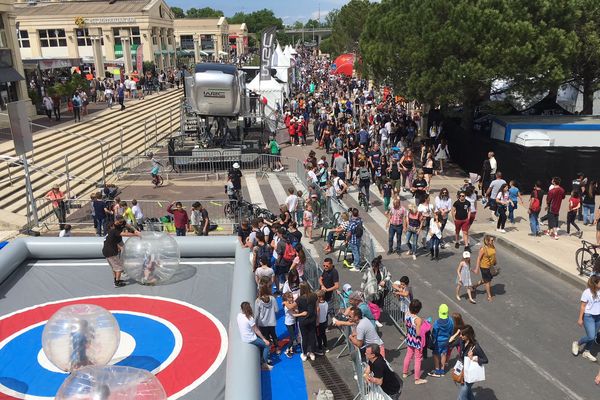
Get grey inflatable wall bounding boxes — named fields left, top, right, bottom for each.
left=0, top=236, right=260, bottom=400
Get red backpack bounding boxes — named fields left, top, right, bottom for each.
left=530, top=190, right=541, bottom=213
left=282, top=242, right=297, bottom=262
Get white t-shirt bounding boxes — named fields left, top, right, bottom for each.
left=581, top=289, right=600, bottom=315
left=237, top=313, right=257, bottom=343
left=418, top=203, right=433, bottom=218
left=308, top=170, right=318, bottom=185
left=489, top=157, right=497, bottom=174
left=318, top=301, right=328, bottom=324
left=286, top=194, right=298, bottom=212
left=59, top=229, right=71, bottom=237
left=284, top=303, right=296, bottom=325
left=434, top=197, right=452, bottom=214
left=131, top=205, right=144, bottom=220
left=466, top=193, right=477, bottom=213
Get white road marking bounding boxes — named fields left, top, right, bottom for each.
left=268, top=173, right=322, bottom=260
left=435, top=289, right=585, bottom=400
left=245, top=175, right=267, bottom=207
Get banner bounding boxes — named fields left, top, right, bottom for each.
left=136, top=45, right=143, bottom=73
left=260, top=26, right=277, bottom=81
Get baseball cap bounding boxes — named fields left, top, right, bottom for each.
left=462, top=251, right=471, bottom=259
left=438, top=304, right=449, bottom=319
left=393, top=280, right=401, bottom=286
left=232, top=162, right=240, bottom=169
left=342, top=283, right=352, bottom=292
left=317, top=159, right=325, bottom=165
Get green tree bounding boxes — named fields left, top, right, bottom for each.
left=304, top=19, right=320, bottom=29
left=186, top=7, right=224, bottom=18
left=360, top=0, right=575, bottom=128
left=291, top=20, right=304, bottom=29
left=170, top=7, right=185, bottom=18
left=228, top=9, right=284, bottom=33
left=570, top=0, right=600, bottom=114
left=324, top=9, right=339, bottom=27
left=323, top=0, right=372, bottom=56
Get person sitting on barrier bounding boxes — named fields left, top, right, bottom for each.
left=364, top=344, right=403, bottom=400
left=323, top=212, right=350, bottom=254
left=236, top=301, right=272, bottom=371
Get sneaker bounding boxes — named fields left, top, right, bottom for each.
left=415, top=379, right=428, bottom=385
left=582, top=350, right=597, bottom=362
left=577, top=231, right=583, bottom=239
left=343, top=260, right=352, bottom=269
left=571, top=341, right=580, bottom=356
left=387, top=250, right=393, bottom=255
left=496, top=229, right=506, bottom=233
left=553, top=235, right=559, bottom=240
left=349, top=266, right=359, bottom=272
left=114, top=280, right=126, bottom=287
left=309, top=353, right=316, bottom=361
left=285, top=349, right=293, bottom=359
left=375, top=320, right=383, bottom=328
left=300, top=353, right=307, bottom=361
left=455, top=242, right=460, bottom=249
left=412, top=255, right=416, bottom=260
left=402, top=373, right=408, bottom=379
left=440, top=242, right=447, bottom=249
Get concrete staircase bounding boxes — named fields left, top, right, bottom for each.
left=0, top=89, right=183, bottom=224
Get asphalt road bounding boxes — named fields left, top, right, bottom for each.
left=326, top=240, right=599, bottom=400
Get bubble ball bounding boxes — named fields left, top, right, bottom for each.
left=122, top=231, right=180, bottom=285
left=55, top=365, right=167, bottom=400
left=42, top=304, right=120, bottom=373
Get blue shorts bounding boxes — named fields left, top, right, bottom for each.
left=434, top=341, right=449, bottom=355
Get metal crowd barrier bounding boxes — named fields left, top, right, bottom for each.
left=34, top=198, right=239, bottom=233
left=382, top=285, right=408, bottom=351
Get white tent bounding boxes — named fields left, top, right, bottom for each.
left=247, top=74, right=285, bottom=111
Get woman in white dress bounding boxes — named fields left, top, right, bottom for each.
left=434, top=139, right=450, bottom=175
left=456, top=251, right=476, bottom=303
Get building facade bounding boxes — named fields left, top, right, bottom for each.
left=14, top=0, right=177, bottom=76
left=0, top=0, right=27, bottom=111
left=228, top=23, right=248, bottom=57
left=173, top=17, right=231, bottom=63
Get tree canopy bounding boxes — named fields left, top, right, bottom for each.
left=185, top=7, right=224, bottom=18
left=322, top=0, right=372, bottom=56
left=170, top=6, right=185, bottom=19
left=228, top=9, right=284, bottom=33
left=360, top=0, right=576, bottom=122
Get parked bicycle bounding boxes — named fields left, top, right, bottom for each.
left=575, top=240, right=599, bottom=276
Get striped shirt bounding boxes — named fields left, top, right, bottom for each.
left=389, top=206, right=406, bottom=225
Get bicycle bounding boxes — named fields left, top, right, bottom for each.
left=358, top=186, right=370, bottom=212
left=575, top=240, right=599, bottom=276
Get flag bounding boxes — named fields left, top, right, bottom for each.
left=260, top=26, right=277, bottom=81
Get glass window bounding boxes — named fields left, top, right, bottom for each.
left=76, top=28, right=91, bottom=46
left=18, top=30, right=30, bottom=48
left=0, top=49, right=13, bottom=67
left=180, top=35, right=194, bottom=50
left=39, top=29, right=66, bottom=47
left=114, top=27, right=140, bottom=45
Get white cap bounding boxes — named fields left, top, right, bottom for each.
left=317, top=160, right=325, bottom=165
left=463, top=251, right=471, bottom=258
left=342, top=283, right=352, bottom=292
left=232, top=162, right=240, bottom=169
left=393, top=280, right=401, bottom=285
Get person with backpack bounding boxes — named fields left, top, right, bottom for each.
left=275, top=228, right=296, bottom=293
left=428, top=304, right=455, bottom=377
left=355, top=160, right=372, bottom=204
left=528, top=181, right=543, bottom=236
left=346, top=208, right=364, bottom=271
left=252, top=232, right=272, bottom=271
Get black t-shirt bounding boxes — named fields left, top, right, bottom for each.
left=201, top=209, right=209, bottom=221
left=102, top=226, right=124, bottom=257
left=237, top=225, right=251, bottom=243
left=288, top=230, right=302, bottom=246
left=296, top=293, right=317, bottom=325
left=369, top=357, right=402, bottom=395
left=320, top=268, right=339, bottom=301
left=412, top=178, right=428, bottom=202
left=229, top=169, right=242, bottom=190
left=453, top=200, right=471, bottom=220
left=369, top=151, right=382, bottom=167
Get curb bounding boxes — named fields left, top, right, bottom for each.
left=492, top=235, right=587, bottom=289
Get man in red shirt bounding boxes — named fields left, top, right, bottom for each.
left=545, top=177, right=565, bottom=240
left=167, top=201, right=189, bottom=236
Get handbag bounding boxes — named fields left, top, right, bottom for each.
left=452, top=359, right=464, bottom=384
left=464, top=355, right=486, bottom=383
left=490, top=265, right=500, bottom=277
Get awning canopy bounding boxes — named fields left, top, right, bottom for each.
left=0, top=67, right=25, bottom=83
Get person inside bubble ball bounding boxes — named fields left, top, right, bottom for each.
left=69, top=319, right=94, bottom=371
left=142, top=252, right=159, bottom=285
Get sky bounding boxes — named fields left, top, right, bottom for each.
left=167, top=0, right=351, bottom=23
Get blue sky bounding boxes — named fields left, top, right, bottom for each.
left=167, top=0, right=350, bottom=23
